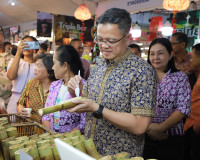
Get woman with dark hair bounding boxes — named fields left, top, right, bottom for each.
left=7, top=35, right=38, bottom=113
left=42, top=45, right=86, bottom=133
left=143, top=38, right=191, bottom=160
left=17, top=54, right=56, bottom=123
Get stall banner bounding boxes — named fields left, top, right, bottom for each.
left=3, top=28, right=10, bottom=42
left=0, top=26, right=3, bottom=45
left=54, top=14, right=94, bottom=45
left=171, top=10, right=199, bottom=50
left=37, top=11, right=52, bottom=37
left=10, top=25, right=19, bottom=43
left=148, top=16, right=163, bottom=41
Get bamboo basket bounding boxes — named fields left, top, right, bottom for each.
left=10, top=123, right=55, bottom=137
left=0, top=114, right=33, bottom=125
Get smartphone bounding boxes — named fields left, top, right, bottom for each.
left=24, top=41, right=39, bottom=50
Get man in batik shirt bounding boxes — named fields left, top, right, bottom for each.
left=67, top=8, right=157, bottom=157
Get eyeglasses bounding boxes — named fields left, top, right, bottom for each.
left=95, top=35, right=127, bottom=46
left=171, top=41, right=183, bottom=45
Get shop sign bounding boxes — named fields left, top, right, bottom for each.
left=127, top=0, right=150, bottom=6
left=54, top=15, right=94, bottom=45
left=37, top=11, right=52, bottom=37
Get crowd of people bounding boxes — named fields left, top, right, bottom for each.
left=0, top=7, right=200, bottom=160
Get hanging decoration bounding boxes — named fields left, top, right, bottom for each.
left=163, top=0, right=190, bottom=33
left=74, top=4, right=91, bottom=42
left=163, top=0, right=190, bottom=11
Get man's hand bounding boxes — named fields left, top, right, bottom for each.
left=66, top=98, right=98, bottom=113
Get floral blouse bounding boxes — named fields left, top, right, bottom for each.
left=152, top=70, right=191, bottom=136
left=42, top=79, right=86, bottom=133
left=18, top=79, right=49, bottom=123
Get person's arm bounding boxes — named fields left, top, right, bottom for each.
left=42, top=120, right=51, bottom=128
left=7, top=41, right=26, bottom=80
left=147, top=111, right=185, bottom=140
left=16, top=104, right=29, bottom=117
left=159, top=111, right=185, bottom=131
left=68, top=99, right=151, bottom=136
left=102, top=107, right=151, bottom=135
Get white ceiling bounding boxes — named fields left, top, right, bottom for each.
left=0, top=0, right=106, bottom=27
left=1, top=0, right=200, bottom=27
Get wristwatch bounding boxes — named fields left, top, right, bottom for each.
left=93, top=105, right=104, bottom=119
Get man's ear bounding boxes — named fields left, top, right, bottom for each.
left=180, top=42, right=186, bottom=49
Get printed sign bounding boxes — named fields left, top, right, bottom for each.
left=54, top=14, right=94, bottom=45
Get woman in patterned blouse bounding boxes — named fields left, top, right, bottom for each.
left=143, top=38, right=191, bottom=160
left=17, top=54, right=56, bottom=123
left=42, top=45, right=86, bottom=133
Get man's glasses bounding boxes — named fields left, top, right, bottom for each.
left=171, top=41, right=183, bottom=45
left=95, top=35, right=127, bottom=46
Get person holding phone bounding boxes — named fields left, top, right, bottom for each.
left=7, top=35, right=38, bottom=113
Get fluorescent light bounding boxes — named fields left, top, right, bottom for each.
left=162, top=21, right=173, bottom=36
left=11, top=0, right=15, bottom=6
left=130, top=24, right=142, bottom=38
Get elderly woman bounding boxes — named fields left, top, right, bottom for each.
left=143, top=38, right=191, bottom=160
left=42, top=45, right=86, bottom=133
left=17, top=54, right=56, bottom=123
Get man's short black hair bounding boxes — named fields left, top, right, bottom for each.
left=172, top=32, right=188, bottom=48
left=128, top=44, right=141, bottom=53
left=40, top=43, right=48, bottom=51
left=192, top=43, right=200, bottom=57
left=70, top=38, right=81, bottom=46
left=3, top=42, right=12, bottom=51
left=97, top=8, right=131, bottom=35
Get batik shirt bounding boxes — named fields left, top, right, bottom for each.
left=174, top=53, right=193, bottom=75
left=83, top=48, right=157, bottom=157
left=42, top=79, right=86, bottom=133
left=152, top=70, right=191, bottom=136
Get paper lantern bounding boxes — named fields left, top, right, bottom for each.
left=163, top=0, right=190, bottom=11
left=74, top=4, right=91, bottom=21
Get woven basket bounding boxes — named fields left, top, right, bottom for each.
left=0, top=114, right=33, bottom=124
left=11, top=123, right=56, bottom=136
